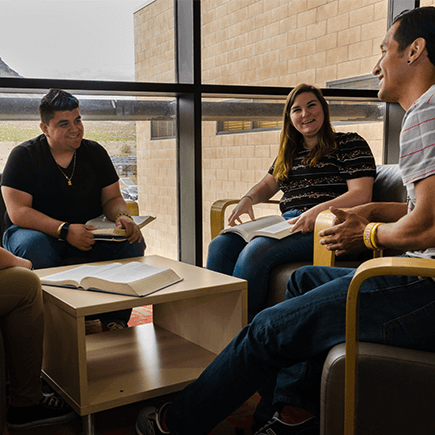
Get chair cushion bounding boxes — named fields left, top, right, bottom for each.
left=372, top=164, right=406, bottom=203
left=320, top=342, right=435, bottom=435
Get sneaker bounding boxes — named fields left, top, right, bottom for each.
left=7, top=392, right=76, bottom=431
left=102, top=319, right=129, bottom=331
left=253, top=412, right=318, bottom=435
left=136, top=403, right=171, bottom=435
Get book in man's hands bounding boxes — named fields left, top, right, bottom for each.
left=86, top=215, right=156, bottom=241
left=220, top=215, right=299, bottom=242
left=40, top=261, right=183, bottom=297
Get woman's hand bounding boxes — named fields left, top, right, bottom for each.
left=228, top=197, right=256, bottom=226
left=288, top=208, right=320, bottom=234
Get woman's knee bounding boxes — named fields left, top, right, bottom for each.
left=207, top=233, right=245, bottom=270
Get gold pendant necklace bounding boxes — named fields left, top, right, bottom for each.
left=56, top=151, right=76, bottom=186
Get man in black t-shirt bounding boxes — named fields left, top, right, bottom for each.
left=1, top=89, right=145, bottom=330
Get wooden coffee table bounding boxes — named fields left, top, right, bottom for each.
left=36, top=255, right=247, bottom=435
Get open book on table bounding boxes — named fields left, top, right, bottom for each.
left=220, top=215, right=299, bottom=242
left=86, top=215, right=156, bottom=241
left=40, top=261, right=183, bottom=297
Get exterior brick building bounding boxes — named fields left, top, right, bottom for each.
left=134, top=0, right=435, bottom=262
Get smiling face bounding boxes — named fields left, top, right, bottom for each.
left=373, top=21, right=409, bottom=105
left=40, top=108, right=84, bottom=153
left=289, top=91, right=325, bottom=148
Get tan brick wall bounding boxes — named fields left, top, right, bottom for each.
left=134, top=0, right=175, bottom=83
left=135, top=0, right=390, bottom=263
left=201, top=0, right=387, bottom=87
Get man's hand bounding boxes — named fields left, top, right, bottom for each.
left=116, top=216, right=143, bottom=244
left=66, top=224, right=97, bottom=251
left=319, top=207, right=369, bottom=256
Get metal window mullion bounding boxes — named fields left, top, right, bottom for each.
left=174, top=0, right=202, bottom=266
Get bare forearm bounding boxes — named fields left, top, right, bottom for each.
left=245, top=180, right=278, bottom=205
left=102, top=196, right=130, bottom=221
left=0, top=247, right=32, bottom=269
left=309, top=189, right=372, bottom=217
left=9, top=207, right=63, bottom=238
left=364, top=202, right=408, bottom=222
left=377, top=213, right=435, bottom=251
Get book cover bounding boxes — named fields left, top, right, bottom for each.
left=86, top=215, right=156, bottom=241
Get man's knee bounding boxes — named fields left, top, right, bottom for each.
left=4, top=229, right=60, bottom=268
left=286, top=266, right=313, bottom=299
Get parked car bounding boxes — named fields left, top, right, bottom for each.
left=120, top=177, right=138, bottom=202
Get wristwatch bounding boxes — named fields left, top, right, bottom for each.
left=58, top=222, right=70, bottom=241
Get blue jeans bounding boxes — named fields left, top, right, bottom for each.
left=207, top=210, right=312, bottom=315
left=165, top=264, right=435, bottom=435
left=3, top=225, right=146, bottom=323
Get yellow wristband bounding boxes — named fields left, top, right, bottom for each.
left=363, top=223, right=376, bottom=250
left=364, top=222, right=384, bottom=251
left=370, top=222, right=384, bottom=250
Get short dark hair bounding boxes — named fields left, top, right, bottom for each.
left=392, top=6, right=435, bottom=67
left=38, top=89, right=79, bottom=125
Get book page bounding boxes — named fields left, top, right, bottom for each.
left=222, top=215, right=285, bottom=239
left=41, top=263, right=117, bottom=286
left=254, top=220, right=296, bottom=237
left=83, top=262, right=170, bottom=284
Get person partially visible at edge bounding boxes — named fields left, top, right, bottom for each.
left=134, top=6, right=435, bottom=435
left=0, top=247, right=77, bottom=431
left=206, top=83, right=376, bottom=318
left=1, top=89, right=145, bottom=330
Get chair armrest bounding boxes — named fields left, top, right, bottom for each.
left=210, top=200, right=240, bottom=239
left=313, top=210, right=336, bottom=267
left=344, top=256, right=435, bottom=435
left=313, top=210, right=383, bottom=267
left=210, top=198, right=280, bottom=240
left=126, top=200, right=139, bottom=216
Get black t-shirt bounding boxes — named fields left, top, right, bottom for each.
left=268, top=132, right=376, bottom=214
left=2, top=134, right=119, bottom=228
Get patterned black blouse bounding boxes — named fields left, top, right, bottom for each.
left=268, top=132, right=376, bottom=214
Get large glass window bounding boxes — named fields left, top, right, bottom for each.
left=0, top=0, right=413, bottom=266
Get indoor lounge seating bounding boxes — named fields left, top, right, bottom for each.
left=211, top=163, right=435, bottom=434
left=210, top=164, right=407, bottom=306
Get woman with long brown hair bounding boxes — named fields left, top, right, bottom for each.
left=207, top=84, right=376, bottom=318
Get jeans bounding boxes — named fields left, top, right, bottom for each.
left=165, top=264, right=435, bottom=435
left=207, top=210, right=312, bottom=316
left=3, top=225, right=146, bottom=323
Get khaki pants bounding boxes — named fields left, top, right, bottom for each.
left=0, top=267, right=43, bottom=406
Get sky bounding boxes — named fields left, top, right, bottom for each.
left=0, top=0, right=150, bottom=81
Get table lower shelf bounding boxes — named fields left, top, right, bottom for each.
left=43, top=323, right=218, bottom=416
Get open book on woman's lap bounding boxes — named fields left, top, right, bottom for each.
left=220, top=215, right=299, bottom=242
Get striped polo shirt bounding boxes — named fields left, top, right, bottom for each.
left=400, top=84, right=435, bottom=259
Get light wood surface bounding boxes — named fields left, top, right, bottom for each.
left=36, top=255, right=247, bottom=424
